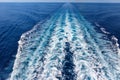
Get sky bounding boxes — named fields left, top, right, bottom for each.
left=0, top=0, right=120, bottom=2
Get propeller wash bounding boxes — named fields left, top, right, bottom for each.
left=10, top=4, right=120, bottom=80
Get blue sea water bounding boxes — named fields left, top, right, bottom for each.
left=0, top=3, right=62, bottom=79
left=0, top=3, right=120, bottom=80
left=75, top=3, right=120, bottom=42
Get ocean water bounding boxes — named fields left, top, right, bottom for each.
left=0, top=3, right=62, bottom=79
left=76, top=3, right=120, bottom=44
left=0, top=3, right=120, bottom=80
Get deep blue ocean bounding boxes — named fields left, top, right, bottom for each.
left=0, top=3, right=120, bottom=80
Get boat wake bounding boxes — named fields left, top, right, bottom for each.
left=10, top=4, right=120, bottom=80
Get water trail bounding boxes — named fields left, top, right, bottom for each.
left=10, top=3, right=120, bottom=80
left=70, top=5, right=120, bottom=80
left=62, top=42, right=76, bottom=80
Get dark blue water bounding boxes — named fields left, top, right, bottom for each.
left=0, top=3, right=120, bottom=80
left=0, top=3, right=62, bottom=79
left=75, top=3, right=120, bottom=42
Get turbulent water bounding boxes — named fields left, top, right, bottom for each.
left=9, top=4, right=120, bottom=80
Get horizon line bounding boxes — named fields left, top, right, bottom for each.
left=0, top=1, right=120, bottom=3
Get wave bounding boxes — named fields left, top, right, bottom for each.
left=95, top=22, right=120, bottom=55
left=9, top=3, right=120, bottom=80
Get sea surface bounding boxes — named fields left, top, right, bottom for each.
left=0, top=3, right=120, bottom=80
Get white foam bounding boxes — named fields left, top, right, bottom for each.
left=100, top=27, right=110, bottom=34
